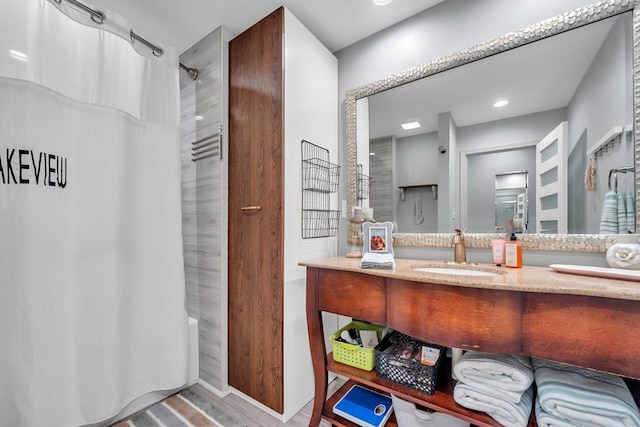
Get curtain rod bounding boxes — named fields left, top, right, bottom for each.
left=53, top=0, right=199, bottom=81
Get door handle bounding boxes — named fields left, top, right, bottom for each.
left=240, top=206, right=262, bottom=211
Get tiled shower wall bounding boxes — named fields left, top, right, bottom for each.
left=179, top=26, right=230, bottom=392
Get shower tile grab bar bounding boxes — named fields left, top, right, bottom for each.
left=51, top=0, right=198, bottom=80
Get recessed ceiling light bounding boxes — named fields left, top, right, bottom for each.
left=372, top=0, right=393, bottom=6
left=401, top=121, right=421, bottom=130
left=493, top=100, right=509, bottom=108
left=9, top=50, right=27, bottom=62
left=195, top=115, right=204, bottom=121
left=369, top=152, right=376, bottom=156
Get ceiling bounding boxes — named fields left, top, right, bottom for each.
left=85, top=0, right=621, bottom=142
left=93, top=0, right=445, bottom=54
left=368, top=16, right=618, bottom=139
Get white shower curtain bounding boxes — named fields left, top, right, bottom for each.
left=0, top=1, right=188, bottom=426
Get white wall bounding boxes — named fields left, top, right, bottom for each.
left=283, top=8, right=339, bottom=422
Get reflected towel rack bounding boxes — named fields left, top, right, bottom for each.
left=586, top=124, right=633, bottom=158
left=608, top=165, right=634, bottom=192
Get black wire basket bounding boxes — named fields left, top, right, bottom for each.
left=374, top=331, right=445, bottom=395
left=302, top=209, right=341, bottom=238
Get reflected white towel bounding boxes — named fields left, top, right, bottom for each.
left=618, top=192, right=628, bottom=234
left=626, top=192, right=636, bottom=233
left=454, top=382, right=533, bottom=427
left=533, top=358, right=640, bottom=427
left=360, top=252, right=395, bottom=269
left=453, top=351, right=534, bottom=403
left=600, top=191, right=619, bottom=234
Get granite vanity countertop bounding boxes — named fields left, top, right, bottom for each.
left=299, top=257, right=640, bottom=302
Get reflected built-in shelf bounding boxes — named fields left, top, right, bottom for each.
left=398, top=184, right=438, bottom=201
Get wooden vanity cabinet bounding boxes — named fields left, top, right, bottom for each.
left=305, top=265, right=640, bottom=427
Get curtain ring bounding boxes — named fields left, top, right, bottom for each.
left=91, top=10, right=105, bottom=24
left=130, top=30, right=164, bottom=57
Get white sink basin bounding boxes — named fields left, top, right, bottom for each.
left=412, top=267, right=499, bottom=277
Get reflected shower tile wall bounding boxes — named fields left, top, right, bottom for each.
left=179, top=26, right=228, bottom=391
left=370, top=138, right=394, bottom=222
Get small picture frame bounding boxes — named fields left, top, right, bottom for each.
left=362, top=221, right=394, bottom=255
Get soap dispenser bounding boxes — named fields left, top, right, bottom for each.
left=453, top=229, right=466, bottom=263
left=505, top=233, right=522, bottom=268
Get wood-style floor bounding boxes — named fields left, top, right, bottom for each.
left=196, top=377, right=346, bottom=427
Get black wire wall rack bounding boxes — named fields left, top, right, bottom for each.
left=301, top=140, right=341, bottom=238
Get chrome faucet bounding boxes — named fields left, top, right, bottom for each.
left=453, top=229, right=466, bottom=263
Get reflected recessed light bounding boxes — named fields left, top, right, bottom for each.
left=372, top=0, right=393, bottom=5
left=401, top=121, right=421, bottom=130
left=493, top=100, right=509, bottom=108
left=195, top=115, right=204, bottom=121
left=9, top=50, right=27, bottom=62
left=369, top=152, right=376, bottom=156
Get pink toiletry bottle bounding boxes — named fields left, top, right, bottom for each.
left=491, top=239, right=506, bottom=266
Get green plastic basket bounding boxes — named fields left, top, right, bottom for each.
left=330, top=321, right=386, bottom=371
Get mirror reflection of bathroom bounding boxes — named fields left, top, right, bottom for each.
left=495, top=171, right=529, bottom=233
left=361, top=12, right=635, bottom=236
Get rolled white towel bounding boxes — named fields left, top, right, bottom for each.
left=453, top=351, right=534, bottom=403
left=534, top=358, right=640, bottom=427
left=606, top=243, right=640, bottom=270
left=453, top=382, right=533, bottom=427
